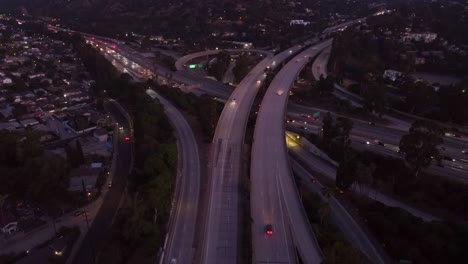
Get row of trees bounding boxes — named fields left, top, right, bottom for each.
left=67, top=36, right=178, bottom=261
left=312, top=113, right=468, bottom=219
left=353, top=198, right=468, bottom=264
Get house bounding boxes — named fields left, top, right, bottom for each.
left=290, top=20, right=311, bottom=26
left=415, top=57, right=426, bottom=65
left=0, top=121, right=22, bottom=130
left=0, top=213, right=18, bottom=235
left=1, top=78, right=12, bottom=85
left=20, top=118, right=39, bottom=127
left=401, top=32, right=437, bottom=43
left=93, top=129, right=108, bottom=142
left=383, top=70, right=402, bottom=81
left=68, top=167, right=101, bottom=192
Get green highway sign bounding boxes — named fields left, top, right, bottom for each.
left=189, top=64, right=197, bottom=69
left=312, top=111, right=320, bottom=118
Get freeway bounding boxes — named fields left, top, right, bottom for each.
left=311, top=45, right=332, bottom=80
left=309, top=46, right=468, bottom=179
left=71, top=101, right=132, bottom=264
left=146, top=89, right=201, bottom=264
left=201, top=40, right=311, bottom=264
left=251, top=40, right=332, bottom=264
left=82, top=35, right=234, bottom=98
left=78, top=33, right=204, bottom=263
left=286, top=115, right=468, bottom=181
left=322, top=18, right=367, bottom=35
left=289, top=158, right=387, bottom=264
left=285, top=134, right=441, bottom=222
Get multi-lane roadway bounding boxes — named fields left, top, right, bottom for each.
left=201, top=41, right=312, bottom=264
left=146, top=89, right=201, bottom=264
left=251, top=40, right=332, bottom=264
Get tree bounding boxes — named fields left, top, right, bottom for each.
left=318, top=202, right=330, bottom=228
left=336, top=151, right=375, bottom=191
left=322, top=112, right=335, bottom=144
left=0, top=194, right=8, bottom=224
left=336, top=153, right=357, bottom=190
left=207, top=51, right=231, bottom=81
left=399, top=120, right=444, bottom=178
left=317, top=75, right=334, bottom=94
left=334, top=117, right=353, bottom=148
left=321, top=187, right=335, bottom=199
left=361, top=77, right=387, bottom=117
left=75, top=140, right=85, bottom=166
left=233, top=52, right=250, bottom=84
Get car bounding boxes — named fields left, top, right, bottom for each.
left=368, top=121, right=376, bottom=125
left=462, top=148, right=468, bottom=154
left=277, top=90, right=284, bottom=96
left=302, top=126, right=308, bottom=130
left=265, top=224, right=273, bottom=235
left=108, top=181, right=113, bottom=188
left=74, top=210, right=85, bottom=217
left=300, top=114, right=312, bottom=119
left=286, top=119, right=295, bottom=123
left=441, top=155, right=455, bottom=162
left=311, top=178, right=317, bottom=183
left=374, top=139, right=385, bottom=146
left=125, top=136, right=131, bottom=142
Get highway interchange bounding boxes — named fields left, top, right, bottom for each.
left=50, top=18, right=468, bottom=264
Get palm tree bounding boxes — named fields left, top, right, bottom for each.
left=0, top=194, right=9, bottom=223
left=318, top=202, right=330, bottom=228
left=321, top=186, right=335, bottom=200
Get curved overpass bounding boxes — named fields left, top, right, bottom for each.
left=175, top=49, right=273, bottom=71
left=251, top=39, right=332, bottom=264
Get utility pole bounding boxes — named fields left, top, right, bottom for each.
left=83, top=211, right=90, bottom=229
left=52, top=218, right=57, bottom=236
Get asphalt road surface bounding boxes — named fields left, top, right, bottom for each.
left=146, top=89, right=201, bottom=264
left=71, top=101, right=132, bottom=264
left=251, top=40, right=332, bottom=264
left=289, top=158, right=387, bottom=264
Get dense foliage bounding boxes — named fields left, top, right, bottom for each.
left=300, top=190, right=371, bottom=264
left=0, top=129, right=69, bottom=207
left=353, top=198, right=468, bottom=264
left=307, top=132, right=468, bottom=220
left=69, top=37, right=177, bottom=261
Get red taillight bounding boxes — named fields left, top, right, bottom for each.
left=125, top=137, right=130, bottom=142
left=267, top=230, right=273, bottom=235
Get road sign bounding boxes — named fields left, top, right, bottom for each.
left=312, top=111, right=320, bottom=118
left=188, top=64, right=197, bottom=69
